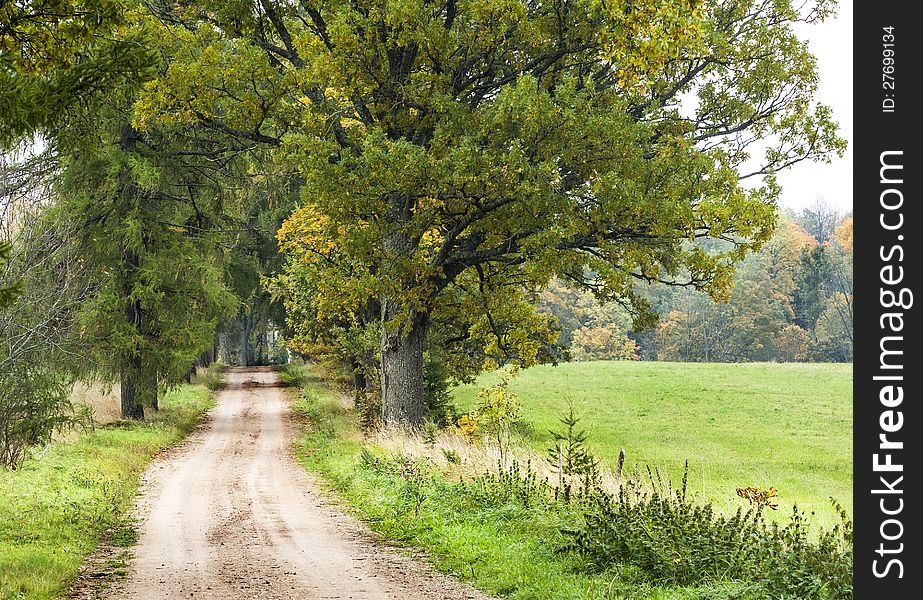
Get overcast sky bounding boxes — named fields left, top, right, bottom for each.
left=774, top=3, right=853, bottom=213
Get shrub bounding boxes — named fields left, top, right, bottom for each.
left=422, top=420, right=438, bottom=446
left=566, top=465, right=853, bottom=599
left=472, top=373, right=521, bottom=464
left=468, top=460, right=556, bottom=509
left=199, top=363, right=227, bottom=391
left=546, top=399, right=598, bottom=481
left=456, top=413, right=478, bottom=443
left=423, top=356, right=459, bottom=425
left=0, top=367, right=83, bottom=469
left=278, top=362, right=309, bottom=387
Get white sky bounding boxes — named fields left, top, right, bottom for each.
left=775, top=2, right=853, bottom=213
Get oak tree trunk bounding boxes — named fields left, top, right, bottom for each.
left=380, top=304, right=427, bottom=429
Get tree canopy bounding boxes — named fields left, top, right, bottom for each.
left=3, top=0, right=846, bottom=430
left=128, top=0, right=843, bottom=427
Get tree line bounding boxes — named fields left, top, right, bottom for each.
left=3, top=0, right=845, bottom=444
left=539, top=203, right=853, bottom=363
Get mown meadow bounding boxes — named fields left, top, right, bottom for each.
left=454, top=361, right=852, bottom=525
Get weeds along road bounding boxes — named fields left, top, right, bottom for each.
left=109, top=367, right=487, bottom=600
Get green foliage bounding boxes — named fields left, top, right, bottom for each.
left=398, top=456, right=430, bottom=518
left=567, top=468, right=852, bottom=599
left=1, top=206, right=96, bottom=469
left=199, top=363, right=228, bottom=391
left=278, top=362, right=309, bottom=387
left=0, top=367, right=82, bottom=469
left=468, top=460, right=558, bottom=510
left=472, top=372, right=522, bottom=463
left=0, top=384, right=212, bottom=599
left=135, top=0, right=843, bottom=427
left=1, top=2, right=163, bottom=150
left=54, top=99, right=238, bottom=414
left=422, top=420, right=439, bottom=447
left=794, top=245, right=833, bottom=336
left=423, top=356, right=459, bottom=426
left=546, top=399, right=598, bottom=480
left=0, top=242, right=18, bottom=310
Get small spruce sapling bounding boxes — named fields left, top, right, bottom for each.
left=547, top=398, right=599, bottom=483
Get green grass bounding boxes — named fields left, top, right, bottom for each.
left=0, top=385, right=214, bottom=600
left=278, top=361, right=310, bottom=388
left=292, top=372, right=764, bottom=600
left=453, top=362, right=852, bottom=525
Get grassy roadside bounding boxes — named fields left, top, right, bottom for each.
left=0, top=384, right=214, bottom=600
left=291, top=371, right=771, bottom=600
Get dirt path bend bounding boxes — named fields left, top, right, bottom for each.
left=109, top=367, right=489, bottom=600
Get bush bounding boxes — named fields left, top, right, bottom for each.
left=278, top=362, right=309, bottom=387
left=423, top=356, right=459, bottom=426
left=566, top=466, right=852, bottom=599
left=546, top=399, right=598, bottom=481
left=467, top=460, right=557, bottom=509
left=469, top=372, right=521, bottom=463
left=0, top=367, right=82, bottom=469
left=199, top=363, right=227, bottom=391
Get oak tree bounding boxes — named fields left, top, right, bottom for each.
left=137, top=0, right=844, bottom=427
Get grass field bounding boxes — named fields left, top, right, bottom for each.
left=453, top=361, right=852, bottom=525
left=0, top=384, right=213, bottom=600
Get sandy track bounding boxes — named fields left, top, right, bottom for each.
left=107, top=367, right=489, bottom=600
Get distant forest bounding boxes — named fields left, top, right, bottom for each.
left=538, top=200, right=853, bottom=363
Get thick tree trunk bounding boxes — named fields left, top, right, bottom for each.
left=120, top=354, right=145, bottom=420
left=144, top=367, right=158, bottom=411
left=380, top=304, right=428, bottom=429
left=117, top=126, right=147, bottom=420
left=379, top=196, right=428, bottom=429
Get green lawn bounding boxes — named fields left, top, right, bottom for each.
left=0, top=385, right=213, bottom=600
left=453, top=362, right=852, bottom=525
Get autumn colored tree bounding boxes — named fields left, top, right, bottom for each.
left=649, top=212, right=818, bottom=362
left=571, top=322, right=638, bottom=361
left=834, top=217, right=853, bottom=256
left=0, top=0, right=149, bottom=144
left=136, top=0, right=844, bottom=427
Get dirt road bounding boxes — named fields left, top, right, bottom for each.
left=107, top=367, right=488, bottom=600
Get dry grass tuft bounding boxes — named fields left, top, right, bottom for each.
left=371, top=427, right=627, bottom=494
left=69, top=380, right=121, bottom=425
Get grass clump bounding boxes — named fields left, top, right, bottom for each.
left=199, top=362, right=228, bottom=391
left=0, top=384, right=213, bottom=599
left=278, top=362, right=310, bottom=387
